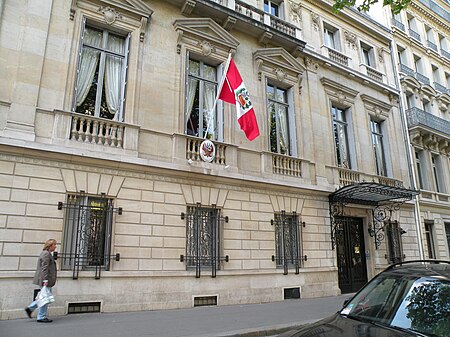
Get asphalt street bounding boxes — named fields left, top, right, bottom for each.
left=0, top=294, right=353, bottom=337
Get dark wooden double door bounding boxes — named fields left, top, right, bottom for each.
left=335, top=217, right=368, bottom=293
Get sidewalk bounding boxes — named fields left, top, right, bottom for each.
left=0, top=294, right=352, bottom=337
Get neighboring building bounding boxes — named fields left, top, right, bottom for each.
left=0, top=0, right=420, bottom=319
left=389, top=0, right=450, bottom=260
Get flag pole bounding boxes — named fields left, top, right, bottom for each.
left=204, top=53, right=233, bottom=139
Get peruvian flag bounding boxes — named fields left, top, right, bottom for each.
left=218, top=57, right=260, bottom=141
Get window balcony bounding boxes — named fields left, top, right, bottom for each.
left=427, top=40, right=438, bottom=53
left=406, top=107, right=450, bottom=136
left=433, top=82, right=447, bottom=94
left=272, top=153, right=302, bottom=177
left=441, top=49, right=450, bottom=60
left=325, top=47, right=349, bottom=66
left=415, top=72, right=430, bottom=86
left=364, top=65, right=384, bottom=83
left=169, top=0, right=305, bottom=56
left=399, top=64, right=415, bottom=77
left=408, top=29, right=421, bottom=42
left=392, top=18, right=405, bottom=32
left=331, top=167, right=404, bottom=188
left=185, top=136, right=227, bottom=165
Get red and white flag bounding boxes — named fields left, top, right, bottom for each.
left=218, top=58, right=260, bottom=141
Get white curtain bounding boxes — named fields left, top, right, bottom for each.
left=203, top=82, right=216, bottom=139
left=186, top=78, right=198, bottom=135
left=76, top=28, right=102, bottom=108
left=277, top=105, right=289, bottom=155
left=105, top=34, right=125, bottom=121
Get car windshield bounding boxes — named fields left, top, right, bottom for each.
left=340, top=273, right=450, bottom=336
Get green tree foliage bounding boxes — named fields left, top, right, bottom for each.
left=332, top=0, right=411, bottom=14
left=406, top=281, right=450, bottom=337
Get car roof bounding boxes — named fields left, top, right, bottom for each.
left=382, top=260, right=450, bottom=280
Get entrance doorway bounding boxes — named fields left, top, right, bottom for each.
left=335, top=217, right=367, bottom=293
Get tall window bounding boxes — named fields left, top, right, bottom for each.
left=361, top=42, right=374, bottom=67
left=186, top=58, right=220, bottom=140
left=324, top=24, right=339, bottom=50
left=268, top=84, right=290, bottom=155
left=370, top=119, right=387, bottom=176
left=185, top=204, right=222, bottom=276
left=74, top=24, right=129, bottom=121
left=423, top=100, right=432, bottom=113
left=431, top=154, right=443, bottom=193
left=264, top=0, right=281, bottom=17
left=385, top=221, right=404, bottom=264
left=415, top=150, right=424, bottom=189
left=397, top=45, right=407, bottom=65
left=424, top=221, right=436, bottom=259
left=273, top=211, right=303, bottom=274
left=414, top=54, right=424, bottom=75
left=62, top=194, right=114, bottom=272
left=332, top=106, right=351, bottom=169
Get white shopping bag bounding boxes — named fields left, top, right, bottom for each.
left=36, top=286, right=55, bottom=307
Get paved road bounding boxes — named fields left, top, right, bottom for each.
left=0, top=294, right=353, bottom=337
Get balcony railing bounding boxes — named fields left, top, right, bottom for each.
left=415, top=72, right=430, bottom=85
left=399, top=64, right=415, bottom=77
left=406, top=107, right=450, bottom=136
left=409, top=29, right=421, bottom=42
left=272, top=154, right=302, bottom=177
left=337, top=167, right=404, bottom=188
left=70, top=115, right=124, bottom=147
left=392, top=18, right=405, bottom=32
left=418, top=0, right=450, bottom=23
left=433, top=82, right=447, bottom=93
left=366, top=66, right=383, bottom=83
left=234, top=0, right=298, bottom=39
left=185, top=136, right=227, bottom=165
left=427, top=40, right=438, bottom=52
left=441, top=49, right=450, bottom=60
left=327, top=48, right=349, bottom=66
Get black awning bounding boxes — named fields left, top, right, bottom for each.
left=329, top=182, right=418, bottom=206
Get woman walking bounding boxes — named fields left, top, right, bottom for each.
left=25, top=239, right=57, bottom=323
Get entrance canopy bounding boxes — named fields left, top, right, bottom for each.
left=329, top=182, right=418, bottom=206
left=329, top=182, right=418, bottom=249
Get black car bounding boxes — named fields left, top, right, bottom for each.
left=279, top=260, right=450, bottom=337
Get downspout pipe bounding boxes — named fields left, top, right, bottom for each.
left=389, top=40, right=424, bottom=259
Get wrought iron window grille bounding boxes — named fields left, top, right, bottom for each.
left=329, top=182, right=418, bottom=250
left=57, top=191, right=122, bottom=279
left=180, top=203, right=229, bottom=278
left=383, top=220, right=406, bottom=264
left=271, top=211, right=306, bottom=275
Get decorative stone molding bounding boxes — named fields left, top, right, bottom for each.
left=321, top=77, right=359, bottom=107
left=98, top=6, right=122, bottom=24
left=377, top=47, right=384, bottom=63
left=344, top=30, right=357, bottom=50
left=311, top=12, right=320, bottom=31
left=288, top=0, right=302, bottom=23
left=222, top=16, right=237, bottom=31
left=253, top=48, right=305, bottom=86
left=360, top=94, right=393, bottom=120
left=173, top=18, right=239, bottom=57
left=304, top=57, right=319, bottom=73
left=71, top=0, right=153, bottom=42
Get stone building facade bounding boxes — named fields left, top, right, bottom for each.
left=0, top=0, right=427, bottom=319
left=389, top=0, right=450, bottom=261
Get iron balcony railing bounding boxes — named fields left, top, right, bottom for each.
left=409, top=29, right=421, bottom=42
left=433, top=82, right=447, bottom=94
left=441, top=49, right=450, bottom=60
left=399, top=64, right=415, bottom=77
left=427, top=40, right=438, bottom=52
left=418, top=0, right=450, bottom=23
left=392, top=18, right=405, bottom=31
left=406, top=107, right=450, bottom=136
left=415, top=72, right=430, bottom=85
